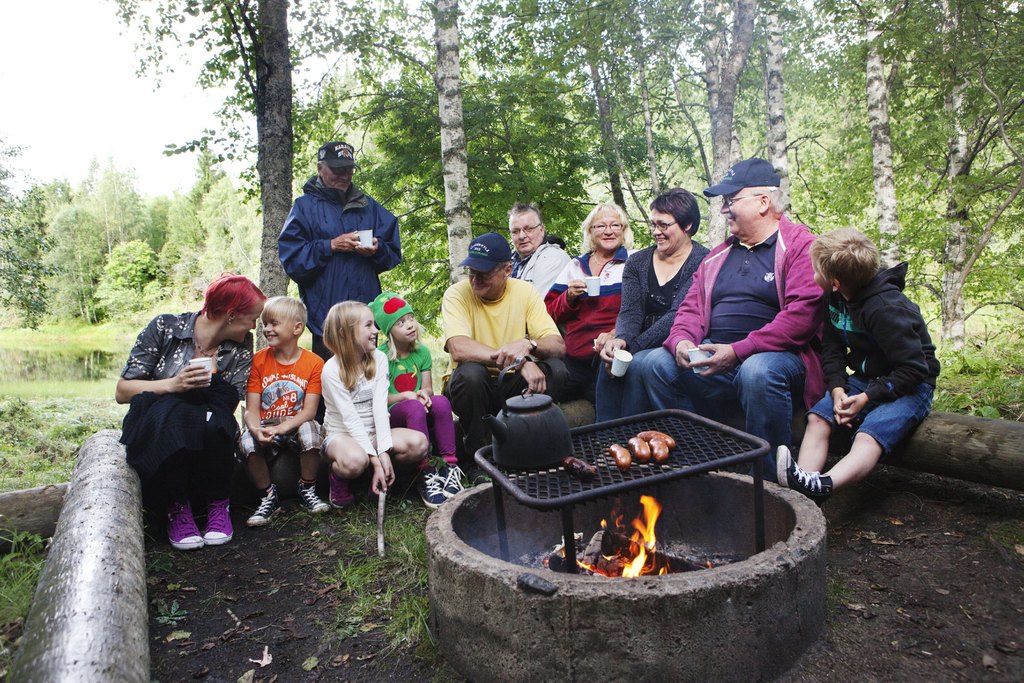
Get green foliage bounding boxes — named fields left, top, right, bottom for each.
left=101, top=240, right=161, bottom=293
left=0, top=142, right=56, bottom=328
left=933, top=341, right=1024, bottom=421
left=0, top=398, right=125, bottom=492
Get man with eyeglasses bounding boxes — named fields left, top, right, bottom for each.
left=442, top=233, right=567, bottom=474
left=508, top=203, right=570, bottom=296
left=279, top=141, right=402, bottom=361
left=639, top=158, right=825, bottom=482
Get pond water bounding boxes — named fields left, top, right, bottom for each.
left=0, top=349, right=124, bottom=384
left=0, top=348, right=130, bottom=400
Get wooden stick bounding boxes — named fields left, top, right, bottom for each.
left=377, top=490, right=386, bottom=557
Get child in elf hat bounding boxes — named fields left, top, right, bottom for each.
left=370, top=292, right=464, bottom=502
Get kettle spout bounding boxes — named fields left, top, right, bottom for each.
left=482, top=414, right=507, bottom=442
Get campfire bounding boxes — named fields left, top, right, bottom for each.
left=545, top=495, right=732, bottom=577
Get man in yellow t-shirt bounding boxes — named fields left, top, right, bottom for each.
left=442, top=233, right=567, bottom=467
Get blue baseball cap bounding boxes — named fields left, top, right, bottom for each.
left=704, top=158, right=780, bottom=197
left=459, top=232, right=513, bottom=271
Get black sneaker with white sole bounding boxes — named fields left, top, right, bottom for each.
left=417, top=469, right=448, bottom=509
left=247, top=484, right=280, bottom=527
left=776, top=445, right=833, bottom=502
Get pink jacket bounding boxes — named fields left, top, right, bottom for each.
left=664, top=215, right=825, bottom=409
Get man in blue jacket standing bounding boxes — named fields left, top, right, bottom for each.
left=279, top=142, right=402, bottom=360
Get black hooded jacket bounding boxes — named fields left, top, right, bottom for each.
left=822, top=262, right=940, bottom=401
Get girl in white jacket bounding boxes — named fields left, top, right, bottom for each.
left=320, top=302, right=429, bottom=507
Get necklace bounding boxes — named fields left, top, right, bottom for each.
left=193, top=321, right=219, bottom=358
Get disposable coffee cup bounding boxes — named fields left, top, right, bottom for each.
left=687, top=347, right=712, bottom=374
left=357, top=229, right=373, bottom=247
left=610, top=349, right=633, bottom=377
left=584, top=276, right=601, bottom=297
left=188, top=356, right=213, bottom=380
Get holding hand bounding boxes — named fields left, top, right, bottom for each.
left=370, top=452, right=395, bottom=495
left=414, top=389, right=432, bottom=409
left=834, top=389, right=869, bottom=427
left=565, top=279, right=587, bottom=303
left=354, top=237, right=379, bottom=257
left=175, top=364, right=212, bottom=392
left=494, top=338, right=533, bottom=369
left=600, top=337, right=627, bottom=365
left=520, top=360, right=547, bottom=394
left=330, top=232, right=361, bottom=253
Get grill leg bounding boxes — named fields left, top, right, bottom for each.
left=753, top=458, right=766, bottom=553
left=561, top=506, right=578, bottom=574
left=492, top=484, right=510, bottom=561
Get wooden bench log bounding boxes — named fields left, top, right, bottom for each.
left=886, top=412, right=1024, bottom=491
left=10, top=430, right=149, bottom=682
left=0, top=483, right=67, bottom=541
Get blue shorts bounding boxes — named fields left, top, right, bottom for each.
left=807, top=375, right=933, bottom=455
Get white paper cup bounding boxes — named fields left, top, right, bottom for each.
left=687, top=347, right=712, bottom=374
left=585, top=276, right=601, bottom=296
left=188, top=356, right=213, bottom=380
left=610, top=349, right=633, bottom=377
left=357, top=229, right=373, bottom=247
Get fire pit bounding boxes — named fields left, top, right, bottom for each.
left=426, top=412, right=827, bottom=681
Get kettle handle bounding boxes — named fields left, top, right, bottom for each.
left=497, top=356, right=530, bottom=391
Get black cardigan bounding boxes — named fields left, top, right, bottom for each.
left=120, top=375, right=240, bottom=480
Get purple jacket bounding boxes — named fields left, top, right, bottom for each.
left=664, top=215, right=825, bottom=409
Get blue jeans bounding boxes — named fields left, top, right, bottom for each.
left=808, top=374, right=933, bottom=455
left=595, top=347, right=662, bottom=422
left=641, top=347, right=806, bottom=482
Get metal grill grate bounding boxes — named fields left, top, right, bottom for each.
left=475, top=409, right=769, bottom=510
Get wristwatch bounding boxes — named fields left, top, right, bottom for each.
left=528, top=339, right=538, bottom=352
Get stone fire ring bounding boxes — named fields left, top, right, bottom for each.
left=426, top=472, right=826, bottom=682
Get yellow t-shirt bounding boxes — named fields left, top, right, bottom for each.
left=442, top=278, right=560, bottom=369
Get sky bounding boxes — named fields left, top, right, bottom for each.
left=0, top=1, right=238, bottom=197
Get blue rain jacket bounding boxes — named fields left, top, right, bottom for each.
left=278, top=176, right=401, bottom=336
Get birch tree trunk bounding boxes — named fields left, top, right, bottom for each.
left=434, top=0, right=472, bottom=283
left=940, top=0, right=969, bottom=349
left=588, top=55, right=626, bottom=208
left=255, top=0, right=292, bottom=301
left=864, top=20, right=900, bottom=266
left=764, top=9, right=790, bottom=213
left=703, top=0, right=757, bottom=244
left=636, top=29, right=660, bottom=197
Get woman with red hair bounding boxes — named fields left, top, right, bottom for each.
left=118, top=274, right=267, bottom=551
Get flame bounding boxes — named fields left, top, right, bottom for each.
left=622, top=495, right=664, bottom=577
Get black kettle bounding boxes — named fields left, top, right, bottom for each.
left=482, top=393, right=573, bottom=469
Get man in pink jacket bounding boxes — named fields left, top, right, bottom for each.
left=639, top=158, right=825, bottom=481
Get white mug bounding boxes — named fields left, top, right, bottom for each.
left=357, top=229, right=373, bottom=247
left=688, top=347, right=712, bottom=374
left=584, top=276, right=601, bottom=297
left=610, top=349, right=633, bottom=377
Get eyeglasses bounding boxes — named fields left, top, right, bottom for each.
left=326, top=165, right=354, bottom=176
left=649, top=220, right=677, bottom=234
left=510, top=224, right=541, bottom=238
left=592, top=222, right=624, bottom=233
left=722, top=193, right=765, bottom=208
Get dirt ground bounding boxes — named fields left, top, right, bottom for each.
left=146, top=465, right=1024, bottom=682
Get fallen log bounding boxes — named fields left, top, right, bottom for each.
left=0, top=483, right=67, bottom=541
left=886, top=412, right=1024, bottom=492
left=10, top=429, right=149, bottom=682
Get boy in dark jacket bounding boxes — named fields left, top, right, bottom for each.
left=777, top=228, right=940, bottom=501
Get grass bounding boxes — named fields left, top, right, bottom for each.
left=323, top=494, right=436, bottom=658
left=0, top=397, right=125, bottom=492
left=0, top=531, right=47, bottom=677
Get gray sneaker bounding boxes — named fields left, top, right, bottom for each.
left=297, top=483, right=330, bottom=514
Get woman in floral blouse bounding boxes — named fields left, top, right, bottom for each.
left=118, top=274, right=266, bottom=551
